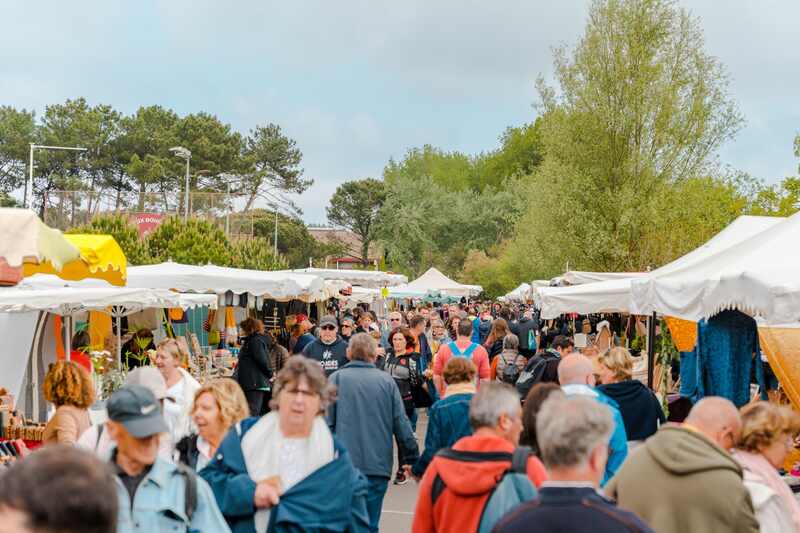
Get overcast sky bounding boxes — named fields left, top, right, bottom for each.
left=2, top=1, right=798, bottom=222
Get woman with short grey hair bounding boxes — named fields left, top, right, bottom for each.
left=494, top=334, right=526, bottom=384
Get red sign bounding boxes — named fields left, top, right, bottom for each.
left=133, top=213, right=164, bottom=239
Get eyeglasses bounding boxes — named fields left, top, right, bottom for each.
left=321, top=325, right=336, bottom=331
left=390, top=318, right=401, bottom=322
left=284, top=388, right=319, bottom=399
left=341, top=324, right=352, bottom=328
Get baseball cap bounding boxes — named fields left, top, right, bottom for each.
left=124, top=367, right=169, bottom=401
left=319, top=315, right=338, bottom=328
left=106, top=385, right=169, bottom=438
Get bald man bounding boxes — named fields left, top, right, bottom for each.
left=558, top=353, right=628, bottom=485
left=605, top=397, right=758, bottom=533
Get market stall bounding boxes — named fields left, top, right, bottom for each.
left=125, top=262, right=327, bottom=302
left=539, top=215, right=785, bottom=319
left=282, top=267, right=407, bottom=289
left=0, top=284, right=216, bottom=423
left=390, top=267, right=482, bottom=299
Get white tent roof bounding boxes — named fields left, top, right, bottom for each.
left=283, top=268, right=407, bottom=288
left=125, top=262, right=327, bottom=302
left=0, top=285, right=216, bottom=315
left=539, top=215, right=786, bottom=319
left=561, top=271, right=646, bottom=285
left=392, top=267, right=482, bottom=298
left=631, top=212, right=800, bottom=324
left=503, top=283, right=532, bottom=302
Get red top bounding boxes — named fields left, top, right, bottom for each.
left=412, top=434, right=548, bottom=533
left=61, top=350, right=93, bottom=375
left=433, top=339, right=490, bottom=395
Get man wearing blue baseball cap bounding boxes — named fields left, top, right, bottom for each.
left=106, top=385, right=230, bottom=533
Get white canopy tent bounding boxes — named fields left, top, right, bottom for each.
left=282, top=268, right=407, bottom=289
left=539, top=215, right=786, bottom=319
left=631, top=212, right=800, bottom=324
left=502, top=283, right=532, bottom=303
left=390, top=267, right=482, bottom=299
left=125, top=262, right=327, bottom=302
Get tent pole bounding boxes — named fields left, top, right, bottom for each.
left=116, top=313, right=122, bottom=369
left=64, top=315, right=71, bottom=361
left=647, top=312, right=657, bottom=389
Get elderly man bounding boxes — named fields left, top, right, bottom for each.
left=327, top=333, right=419, bottom=533
left=495, top=395, right=652, bottom=532
left=106, top=385, right=230, bottom=532
left=606, top=397, right=759, bottom=533
left=412, top=382, right=547, bottom=533
left=381, top=311, right=404, bottom=350
left=558, top=353, right=628, bottom=484
left=302, top=314, right=348, bottom=376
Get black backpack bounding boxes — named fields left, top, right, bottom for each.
left=515, top=351, right=560, bottom=400
left=500, top=354, right=523, bottom=385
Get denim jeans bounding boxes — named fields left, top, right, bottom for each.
left=364, top=475, right=389, bottom=533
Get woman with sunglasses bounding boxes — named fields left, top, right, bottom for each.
left=339, top=316, right=355, bottom=343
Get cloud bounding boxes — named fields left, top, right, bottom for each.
left=1, top=0, right=798, bottom=221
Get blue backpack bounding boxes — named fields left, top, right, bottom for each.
left=447, top=341, right=479, bottom=359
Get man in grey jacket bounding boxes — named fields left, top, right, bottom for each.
left=327, top=332, right=420, bottom=533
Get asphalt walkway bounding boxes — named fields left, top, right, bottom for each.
left=379, top=410, right=427, bottom=532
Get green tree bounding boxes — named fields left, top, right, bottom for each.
left=383, top=145, right=477, bottom=192
left=145, top=216, right=230, bottom=266
left=239, top=124, right=311, bottom=213
left=327, top=178, right=387, bottom=266
left=251, top=210, right=345, bottom=268
left=68, top=214, right=152, bottom=265
left=228, top=237, right=288, bottom=270
left=0, top=106, right=37, bottom=194
left=478, top=119, right=544, bottom=186
left=514, top=0, right=743, bottom=275
left=747, top=177, right=800, bottom=217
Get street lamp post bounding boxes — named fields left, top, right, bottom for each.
left=170, top=146, right=192, bottom=220
left=25, top=144, right=88, bottom=209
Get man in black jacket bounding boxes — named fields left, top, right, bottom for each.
left=302, top=315, right=349, bottom=376
left=494, top=395, right=652, bottom=533
left=516, top=308, right=539, bottom=358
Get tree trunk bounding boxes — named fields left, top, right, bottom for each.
left=137, top=182, right=146, bottom=211
left=361, top=238, right=370, bottom=267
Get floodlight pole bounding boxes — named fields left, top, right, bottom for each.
left=25, top=144, right=88, bottom=209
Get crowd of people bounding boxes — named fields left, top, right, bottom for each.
left=1, top=301, right=799, bottom=533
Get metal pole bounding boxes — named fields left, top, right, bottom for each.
left=647, top=312, right=657, bottom=389
left=225, top=182, right=231, bottom=237
left=64, top=316, right=71, bottom=362
left=274, top=209, right=278, bottom=257
left=26, top=144, right=34, bottom=208
left=184, top=157, right=190, bottom=220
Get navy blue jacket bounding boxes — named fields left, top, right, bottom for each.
left=411, top=392, right=473, bottom=478
left=493, top=486, right=653, bottom=533
left=200, top=417, right=369, bottom=533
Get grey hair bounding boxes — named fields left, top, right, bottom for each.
left=503, top=334, right=519, bottom=351
left=536, top=395, right=614, bottom=469
left=347, top=332, right=377, bottom=362
left=469, top=382, right=521, bottom=430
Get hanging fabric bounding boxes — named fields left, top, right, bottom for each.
left=89, top=311, right=112, bottom=350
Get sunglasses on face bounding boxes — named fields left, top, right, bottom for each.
left=390, top=318, right=401, bottom=322
left=341, top=324, right=352, bottom=328
left=321, top=325, right=337, bottom=331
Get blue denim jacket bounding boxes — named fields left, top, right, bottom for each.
left=411, top=391, right=474, bottom=477
left=113, top=456, right=230, bottom=533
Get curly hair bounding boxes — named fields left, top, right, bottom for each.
left=192, top=378, right=250, bottom=430
left=269, top=356, right=334, bottom=413
left=43, top=361, right=94, bottom=409
left=738, top=401, right=800, bottom=453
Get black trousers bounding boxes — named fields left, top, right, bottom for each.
left=244, top=390, right=271, bottom=417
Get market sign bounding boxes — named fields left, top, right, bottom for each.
left=133, top=213, right=164, bottom=239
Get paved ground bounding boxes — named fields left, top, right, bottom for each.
left=379, top=411, right=427, bottom=532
